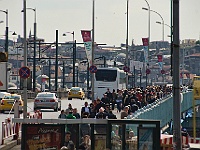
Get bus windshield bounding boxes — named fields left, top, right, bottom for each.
left=95, top=70, right=117, bottom=82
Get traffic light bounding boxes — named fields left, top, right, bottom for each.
left=0, top=52, right=8, bottom=62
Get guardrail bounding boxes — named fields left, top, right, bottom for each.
left=1, top=118, right=21, bottom=145
left=131, top=91, right=200, bottom=127
left=1, top=110, right=42, bottom=145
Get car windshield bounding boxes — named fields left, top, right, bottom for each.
left=71, top=87, right=80, bottom=91
left=4, top=95, right=21, bottom=100
left=37, top=94, right=54, bottom=98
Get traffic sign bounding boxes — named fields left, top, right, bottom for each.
left=19, top=66, right=31, bottom=79
left=161, top=69, right=165, bottom=74
left=89, top=65, right=97, bottom=73
left=146, top=69, right=151, bottom=74
left=123, top=66, right=130, bottom=72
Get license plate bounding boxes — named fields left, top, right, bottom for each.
left=7, top=102, right=14, bottom=104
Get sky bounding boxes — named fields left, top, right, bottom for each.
left=0, top=0, right=200, bottom=47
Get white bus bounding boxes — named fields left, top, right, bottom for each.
left=94, top=67, right=126, bottom=99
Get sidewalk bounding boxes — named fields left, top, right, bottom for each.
left=0, top=138, right=20, bottom=150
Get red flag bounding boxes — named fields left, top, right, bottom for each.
left=157, top=55, right=163, bottom=62
left=142, top=38, right=149, bottom=46
left=81, top=30, right=91, bottom=42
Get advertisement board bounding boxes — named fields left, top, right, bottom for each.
left=0, top=62, right=7, bottom=91
left=22, top=124, right=65, bottom=150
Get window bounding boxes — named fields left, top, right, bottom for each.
left=95, top=70, right=117, bottom=82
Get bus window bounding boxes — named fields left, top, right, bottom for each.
left=119, top=72, right=126, bottom=84
left=95, top=70, right=117, bottom=82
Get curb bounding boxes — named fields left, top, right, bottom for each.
left=0, top=140, right=17, bottom=150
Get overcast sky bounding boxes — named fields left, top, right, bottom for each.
left=0, top=0, right=199, bottom=46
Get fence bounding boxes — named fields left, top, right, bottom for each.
left=1, top=110, right=42, bottom=145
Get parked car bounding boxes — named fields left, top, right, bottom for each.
left=68, top=87, right=85, bottom=100
left=0, top=93, right=23, bottom=113
left=34, top=92, right=61, bottom=111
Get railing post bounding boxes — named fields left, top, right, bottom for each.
left=13, top=99, right=20, bottom=140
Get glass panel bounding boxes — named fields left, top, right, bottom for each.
left=126, top=124, right=138, bottom=150
left=95, top=70, right=117, bottom=82
left=111, top=125, right=122, bottom=150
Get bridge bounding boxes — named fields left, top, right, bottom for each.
left=131, top=90, right=200, bottom=128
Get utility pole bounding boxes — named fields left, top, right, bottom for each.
left=73, top=40, right=76, bottom=87
left=23, top=0, right=27, bottom=119
left=55, top=30, right=58, bottom=91
left=91, top=0, right=95, bottom=101
left=173, top=0, right=182, bottom=149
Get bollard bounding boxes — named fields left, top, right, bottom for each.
left=13, top=99, right=20, bottom=140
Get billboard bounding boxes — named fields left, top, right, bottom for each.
left=0, top=62, right=7, bottom=91
left=22, top=124, right=65, bottom=150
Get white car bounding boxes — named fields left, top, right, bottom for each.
left=34, top=92, right=61, bottom=112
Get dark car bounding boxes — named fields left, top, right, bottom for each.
left=34, top=92, right=61, bottom=111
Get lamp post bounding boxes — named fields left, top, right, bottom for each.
left=63, top=31, right=75, bottom=87
left=143, top=0, right=150, bottom=46
left=156, top=21, right=173, bottom=76
left=0, top=9, right=8, bottom=53
left=143, top=8, right=164, bottom=41
left=125, top=0, right=129, bottom=89
left=23, top=7, right=37, bottom=92
left=22, top=0, right=28, bottom=119
left=12, top=32, right=18, bottom=91
left=0, top=9, right=8, bottom=92
left=91, top=0, right=95, bottom=101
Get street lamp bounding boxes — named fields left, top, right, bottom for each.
left=125, top=0, right=129, bottom=89
left=156, top=21, right=173, bottom=76
left=0, top=9, right=8, bottom=92
left=0, top=9, right=8, bottom=53
left=143, top=0, right=150, bottom=45
left=12, top=32, right=18, bottom=91
left=63, top=31, right=76, bottom=87
left=22, top=7, right=37, bottom=92
left=143, top=8, right=164, bottom=41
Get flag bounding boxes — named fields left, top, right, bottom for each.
left=81, top=30, right=92, bottom=65
left=142, top=38, right=149, bottom=64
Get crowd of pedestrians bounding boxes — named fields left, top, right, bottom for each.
left=57, top=85, right=175, bottom=150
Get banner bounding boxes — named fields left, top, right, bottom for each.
left=81, top=30, right=92, bottom=65
left=157, top=55, right=163, bottom=70
left=142, top=38, right=149, bottom=64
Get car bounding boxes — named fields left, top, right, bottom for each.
left=0, top=93, right=23, bottom=113
left=34, top=92, right=61, bottom=112
left=68, top=87, right=85, bottom=100
left=0, top=92, right=10, bottom=100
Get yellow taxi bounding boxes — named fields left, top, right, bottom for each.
left=68, top=87, right=85, bottom=100
left=0, top=93, right=23, bottom=113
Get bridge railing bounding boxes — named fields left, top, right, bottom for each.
left=132, top=90, right=200, bottom=128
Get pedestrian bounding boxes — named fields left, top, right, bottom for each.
left=72, top=108, right=81, bottom=119
left=58, top=110, right=67, bottom=119
left=63, top=131, right=74, bottom=149
left=66, top=103, right=73, bottom=115
left=81, top=102, right=91, bottom=117
left=66, top=111, right=76, bottom=119
left=111, top=89, right=117, bottom=110
left=116, top=90, right=123, bottom=113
